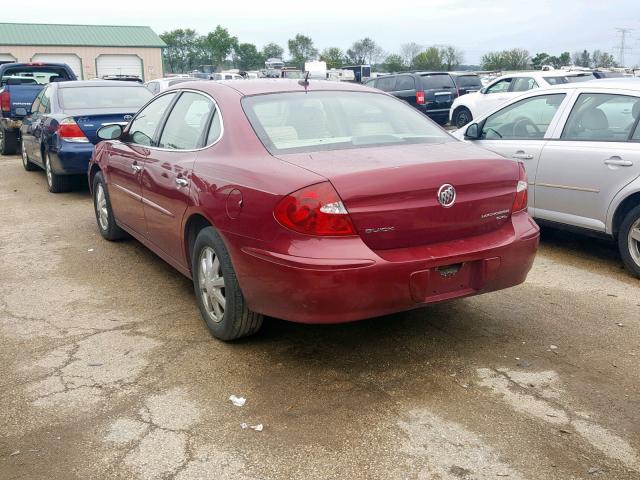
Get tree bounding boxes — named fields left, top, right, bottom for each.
left=346, top=38, right=384, bottom=65
left=574, top=49, right=591, bottom=68
left=558, top=52, right=571, bottom=67
left=381, top=54, right=405, bottom=73
left=233, top=43, right=263, bottom=70
left=262, top=42, right=284, bottom=60
left=202, top=26, right=238, bottom=69
left=439, top=45, right=463, bottom=71
left=288, top=34, right=318, bottom=67
left=531, top=52, right=551, bottom=70
left=481, top=48, right=530, bottom=71
left=412, top=47, right=443, bottom=70
left=160, top=28, right=203, bottom=73
left=400, top=42, right=422, bottom=68
left=320, top=47, right=346, bottom=69
left=592, top=50, right=616, bottom=68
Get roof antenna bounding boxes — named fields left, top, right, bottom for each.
left=298, top=71, right=310, bottom=91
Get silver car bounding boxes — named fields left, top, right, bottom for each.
left=453, top=79, right=640, bottom=277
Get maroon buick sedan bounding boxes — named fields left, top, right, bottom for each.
left=89, top=79, right=539, bottom=340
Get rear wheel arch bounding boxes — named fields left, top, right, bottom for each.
left=89, top=164, right=102, bottom=193
left=184, top=213, right=214, bottom=272
left=612, top=191, right=640, bottom=238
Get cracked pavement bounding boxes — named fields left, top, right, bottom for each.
left=1, top=156, right=639, bottom=479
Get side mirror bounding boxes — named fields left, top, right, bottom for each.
left=97, top=124, right=123, bottom=141
left=465, top=123, right=481, bottom=140
left=479, top=87, right=487, bottom=94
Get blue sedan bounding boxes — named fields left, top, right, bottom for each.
left=20, top=80, right=152, bottom=192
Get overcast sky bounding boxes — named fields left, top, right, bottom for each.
left=6, top=1, right=640, bottom=64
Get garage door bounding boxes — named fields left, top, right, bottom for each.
left=96, top=55, right=143, bottom=80
left=0, top=53, right=16, bottom=65
left=31, top=53, right=83, bottom=79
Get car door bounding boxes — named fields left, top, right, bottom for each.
left=534, top=90, right=640, bottom=232
left=107, top=91, right=177, bottom=232
left=476, top=77, right=514, bottom=116
left=23, top=89, right=43, bottom=160
left=30, top=86, right=52, bottom=164
left=392, top=75, right=417, bottom=108
left=468, top=92, right=569, bottom=210
left=141, top=91, right=216, bottom=264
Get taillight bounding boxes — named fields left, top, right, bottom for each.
left=512, top=162, right=528, bottom=213
left=416, top=91, right=425, bottom=105
left=0, top=90, right=9, bottom=112
left=274, top=182, right=356, bottom=236
left=57, top=118, right=89, bottom=143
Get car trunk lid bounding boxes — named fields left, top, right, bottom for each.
left=68, top=109, right=135, bottom=144
left=277, top=143, right=519, bottom=250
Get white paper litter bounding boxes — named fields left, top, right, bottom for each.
left=241, top=423, right=263, bottom=432
left=229, top=395, right=246, bottom=407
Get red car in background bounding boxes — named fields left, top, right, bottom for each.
left=89, top=79, right=539, bottom=341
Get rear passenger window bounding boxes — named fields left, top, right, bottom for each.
left=159, top=92, right=214, bottom=150
left=510, top=77, right=538, bottom=92
left=395, top=76, right=415, bottom=91
left=376, top=77, right=396, bottom=92
left=562, top=93, right=640, bottom=142
left=206, top=111, right=222, bottom=145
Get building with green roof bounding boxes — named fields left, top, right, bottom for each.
left=0, top=23, right=166, bottom=80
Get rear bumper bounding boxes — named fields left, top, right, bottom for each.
left=49, top=142, right=95, bottom=175
left=226, top=212, right=540, bottom=324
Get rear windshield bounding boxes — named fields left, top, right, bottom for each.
left=454, top=75, right=482, bottom=88
left=60, top=86, right=152, bottom=109
left=596, top=71, right=624, bottom=78
left=242, top=91, right=452, bottom=155
left=1, top=66, right=72, bottom=86
left=421, top=74, right=455, bottom=90
left=544, top=73, right=596, bottom=85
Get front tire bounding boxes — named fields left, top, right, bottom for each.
left=0, top=126, right=18, bottom=155
left=618, top=205, right=640, bottom=278
left=44, top=150, right=71, bottom=193
left=192, top=227, right=263, bottom=341
left=452, top=107, right=473, bottom=129
left=92, top=171, right=128, bottom=241
left=21, top=139, right=38, bottom=171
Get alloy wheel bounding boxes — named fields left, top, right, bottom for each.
left=628, top=218, right=640, bottom=267
left=95, top=183, right=109, bottom=232
left=456, top=110, right=470, bottom=128
left=198, top=246, right=226, bottom=323
left=0, top=128, right=4, bottom=152
left=45, top=153, right=53, bottom=187
left=21, top=140, right=28, bottom=167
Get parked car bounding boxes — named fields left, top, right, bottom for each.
left=88, top=80, right=539, bottom=340
left=449, top=72, right=483, bottom=96
left=0, top=62, right=77, bottom=155
left=20, top=80, right=152, bottom=192
left=453, top=78, right=640, bottom=276
left=365, top=72, right=459, bottom=125
left=450, top=71, right=596, bottom=128
left=146, top=77, right=203, bottom=94
left=592, top=70, right=625, bottom=79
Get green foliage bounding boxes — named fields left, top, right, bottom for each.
left=202, top=26, right=238, bottom=69
left=233, top=43, right=264, bottom=71
left=160, top=29, right=204, bottom=73
left=262, top=42, right=284, bottom=60
left=320, top=47, right=346, bottom=69
left=481, top=48, right=530, bottom=71
left=412, top=47, right=443, bottom=70
left=288, top=34, right=319, bottom=68
left=381, top=54, right=405, bottom=73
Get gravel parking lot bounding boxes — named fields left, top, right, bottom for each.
left=1, top=155, right=638, bottom=479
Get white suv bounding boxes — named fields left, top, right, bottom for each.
left=450, top=71, right=594, bottom=128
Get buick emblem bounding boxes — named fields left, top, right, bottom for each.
left=437, top=184, right=456, bottom=208
left=124, top=115, right=133, bottom=121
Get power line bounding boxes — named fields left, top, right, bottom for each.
left=615, top=27, right=633, bottom=67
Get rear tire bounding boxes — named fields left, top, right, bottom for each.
left=452, top=107, right=473, bottom=129
left=192, top=226, right=263, bottom=341
left=44, top=150, right=71, bottom=193
left=92, top=171, right=128, bottom=241
left=21, top=139, right=38, bottom=171
left=0, top=127, right=18, bottom=155
left=618, top=204, right=640, bottom=278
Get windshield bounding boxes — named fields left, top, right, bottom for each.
left=242, top=91, right=452, bottom=155
left=60, top=86, right=152, bottom=109
left=1, top=66, right=73, bottom=86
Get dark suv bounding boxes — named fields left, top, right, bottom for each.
left=449, top=72, right=483, bottom=96
left=365, top=72, right=458, bottom=124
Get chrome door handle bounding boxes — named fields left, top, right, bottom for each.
left=512, top=152, right=534, bottom=160
left=604, top=157, right=633, bottom=167
left=175, top=177, right=189, bottom=187
left=131, top=163, right=142, bottom=173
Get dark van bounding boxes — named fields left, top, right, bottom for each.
left=365, top=72, right=458, bottom=125
left=449, top=72, right=483, bottom=96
